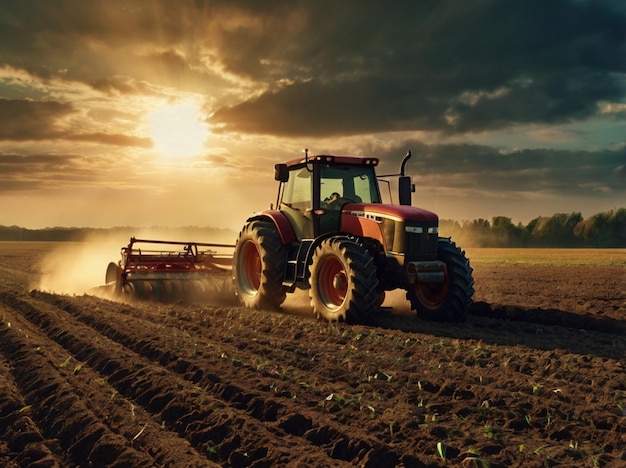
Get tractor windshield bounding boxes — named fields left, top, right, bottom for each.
left=320, top=164, right=381, bottom=205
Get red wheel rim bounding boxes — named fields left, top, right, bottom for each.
left=318, top=256, right=347, bottom=308
left=241, top=240, right=261, bottom=293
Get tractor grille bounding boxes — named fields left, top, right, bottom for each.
left=381, top=219, right=438, bottom=261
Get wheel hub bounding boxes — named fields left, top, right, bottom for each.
left=332, top=273, right=346, bottom=290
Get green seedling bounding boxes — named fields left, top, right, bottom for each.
left=73, top=364, right=82, bottom=375
left=534, top=443, right=554, bottom=457
left=467, top=446, right=481, bottom=456
left=18, top=405, right=31, bottom=413
left=59, top=356, right=71, bottom=368
left=436, top=441, right=448, bottom=460
left=483, top=424, right=498, bottom=439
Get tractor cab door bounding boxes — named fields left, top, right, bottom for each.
left=278, top=166, right=315, bottom=240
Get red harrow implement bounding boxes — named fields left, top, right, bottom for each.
left=105, top=237, right=235, bottom=302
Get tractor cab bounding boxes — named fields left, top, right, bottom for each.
left=275, top=155, right=382, bottom=239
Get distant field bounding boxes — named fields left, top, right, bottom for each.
left=465, top=248, right=626, bottom=266
left=2, top=242, right=625, bottom=266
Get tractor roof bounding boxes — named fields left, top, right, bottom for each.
left=284, top=154, right=379, bottom=168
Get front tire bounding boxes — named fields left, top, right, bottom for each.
left=233, top=219, right=288, bottom=310
left=407, top=238, right=474, bottom=322
left=309, top=237, right=379, bottom=323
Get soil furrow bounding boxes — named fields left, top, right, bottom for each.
left=29, top=292, right=410, bottom=465
left=28, top=291, right=626, bottom=466
left=0, top=344, right=65, bottom=467
left=2, top=292, right=375, bottom=466
left=0, top=304, right=157, bottom=467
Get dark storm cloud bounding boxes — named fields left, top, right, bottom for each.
left=374, top=142, right=626, bottom=197
left=0, top=0, right=623, bottom=137
left=211, top=0, right=626, bottom=136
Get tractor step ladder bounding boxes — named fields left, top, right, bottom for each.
left=283, top=239, right=315, bottom=286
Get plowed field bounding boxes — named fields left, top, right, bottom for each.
left=0, top=242, right=624, bottom=467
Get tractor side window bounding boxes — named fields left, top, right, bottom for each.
left=353, top=172, right=380, bottom=203
left=344, top=168, right=380, bottom=204
left=281, top=167, right=311, bottom=210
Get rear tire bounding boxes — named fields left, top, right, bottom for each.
left=233, top=219, right=288, bottom=310
left=309, top=237, right=379, bottom=323
left=407, top=238, right=474, bottom=322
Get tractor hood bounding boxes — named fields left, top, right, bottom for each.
left=343, top=203, right=438, bottom=223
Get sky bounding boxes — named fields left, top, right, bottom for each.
left=0, top=0, right=624, bottom=231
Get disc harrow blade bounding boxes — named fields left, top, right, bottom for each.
left=121, top=275, right=234, bottom=304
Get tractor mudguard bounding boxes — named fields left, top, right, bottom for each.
left=246, top=210, right=297, bottom=245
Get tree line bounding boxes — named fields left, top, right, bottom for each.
left=0, top=208, right=624, bottom=247
left=440, top=208, right=625, bottom=248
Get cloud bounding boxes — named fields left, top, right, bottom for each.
left=0, top=1, right=622, bottom=229
left=0, top=98, right=151, bottom=147
left=0, top=152, right=85, bottom=192
left=0, top=98, right=74, bottom=140
left=2, top=1, right=623, bottom=138
left=209, top=0, right=626, bottom=136
left=375, top=141, right=626, bottom=198
left=67, top=132, right=152, bottom=148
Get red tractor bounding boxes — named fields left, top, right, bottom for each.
left=232, top=151, right=474, bottom=323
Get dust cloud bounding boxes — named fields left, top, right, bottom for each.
left=36, top=237, right=124, bottom=296
left=35, top=227, right=238, bottom=297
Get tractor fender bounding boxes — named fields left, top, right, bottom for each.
left=246, top=210, right=297, bottom=245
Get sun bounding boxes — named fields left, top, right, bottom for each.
left=147, top=102, right=208, bottom=158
